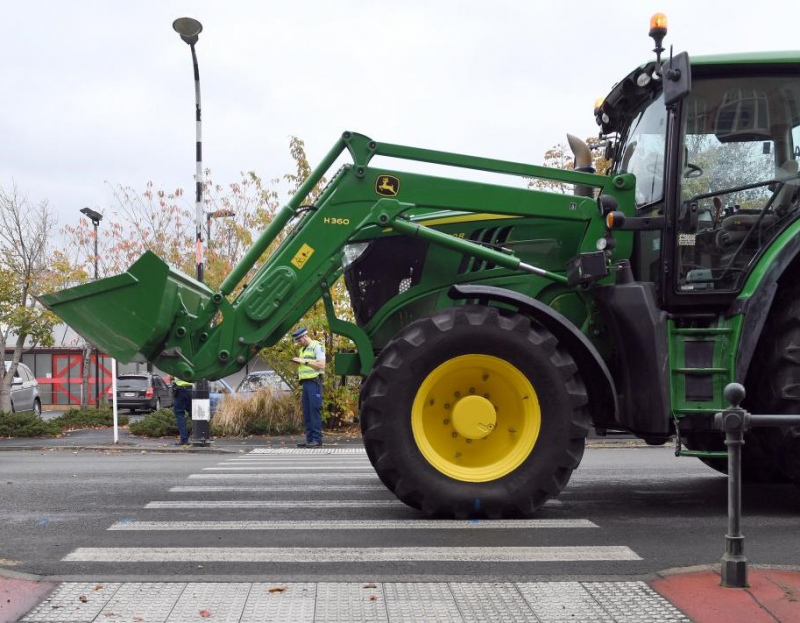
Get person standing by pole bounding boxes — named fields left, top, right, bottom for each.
left=291, top=327, right=325, bottom=448
left=172, top=378, right=193, bottom=447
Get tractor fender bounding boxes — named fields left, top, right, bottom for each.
left=448, top=284, right=619, bottom=426
left=731, top=229, right=800, bottom=383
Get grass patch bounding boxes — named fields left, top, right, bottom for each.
left=129, top=409, right=191, bottom=438
left=0, top=412, right=61, bottom=437
left=51, top=408, right=129, bottom=431
left=212, top=390, right=303, bottom=436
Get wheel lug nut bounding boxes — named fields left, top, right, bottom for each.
left=443, top=419, right=449, bottom=425
left=454, top=391, right=461, bottom=398
left=466, top=439, right=472, bottom=444
left=452, top=432, right=458, bottom=438
left=469, top=387, right=475, bottom=394
left=429, top=399, right=435, bottom=406
left=444, top=403, right=451, bottom=410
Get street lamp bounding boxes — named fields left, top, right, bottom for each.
left=173, top=17, right=210, bottom=446
left=172, top=17, right=205, bottom=284
left=79, top=207, right=103, bottom=408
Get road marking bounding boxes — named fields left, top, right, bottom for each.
left=217, top=460, right=371, bottom=465
left=109, top=519, right=598, bottom=531
left=202, top=466, right=374, bottom=471
left=188, top=473, right=379, bottom=480
left=169, top=485, right=388, bottom=492
left=248, top=448, right=366, bottom=454
left=145, top=500, right=405, bottom=509
left=63, top=546, right=640, bottom=562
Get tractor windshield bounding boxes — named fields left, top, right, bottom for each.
left=675, top=71, right=800, bottom=293
left=615, top=92, right=668, bottom=208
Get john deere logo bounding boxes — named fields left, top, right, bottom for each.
left=375, top=175, right=400, bottom=197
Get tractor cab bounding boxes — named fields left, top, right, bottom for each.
left=597, top=18, right=800, bottom=312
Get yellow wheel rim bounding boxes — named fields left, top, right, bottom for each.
left=411, top=354, right=541, bottom=482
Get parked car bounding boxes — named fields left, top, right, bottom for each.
left=4, top=362, right=41, bottom=416
left=235, top=370, right=292, bottom=399
left=209, top=379, right=233, bottom=415
left=107, top=373, right=173, bottom=413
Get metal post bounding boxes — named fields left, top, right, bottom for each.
left=93, top=220, right=100, bottom=408
left=717, top=383, right=748, bottom=587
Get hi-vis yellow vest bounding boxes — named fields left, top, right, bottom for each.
left=174, top=379, right=193, bottom=388
left=298, top=340, right=323, bottom=380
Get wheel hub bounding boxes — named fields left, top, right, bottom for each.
left=452, top=395, right=496, bottom=439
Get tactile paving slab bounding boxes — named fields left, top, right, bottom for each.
left=314, top=582, right=388, bottom=623
left=100, top=583, right=186, bottom=623
left=240, top=583, right=316, bottom=623
left=518, top=581, right=614, bottom=622
left=582, top=581, right=691, bottom=622
left=22, top=582, right=121, bottom=622
left=450, top=582, right=536, bottom=622
left=165, top=583, right=252, bottom=623
left=384, top=583, right=462, bottom=622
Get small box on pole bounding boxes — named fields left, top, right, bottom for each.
left=192, top=379, right=211, bottom=446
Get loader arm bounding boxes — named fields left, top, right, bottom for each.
left=40, top=132, right=619, bottom=381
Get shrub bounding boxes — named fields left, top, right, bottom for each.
left=129, top=408, right=191, bottom=438
left=0, top=412, right=61, bottom=437
left=212, top=390, right=303, bottom=436
left=51, top=408, right=129, bottom=431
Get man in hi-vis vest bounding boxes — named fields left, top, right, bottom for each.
left=291, top=327, right=325, bottom=447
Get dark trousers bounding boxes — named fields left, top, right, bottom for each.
left=173, top=388, right=192, bottom=444
left=301, top=377, right=323, bottom=443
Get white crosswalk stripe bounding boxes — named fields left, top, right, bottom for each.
left=64, top=546, right=641, bottom=563
left=110, top=519, right=598, bottom=530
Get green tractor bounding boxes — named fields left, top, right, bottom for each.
left=41, top=16, right=800, bottom=517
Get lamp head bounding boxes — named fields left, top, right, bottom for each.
left=172, top=17, right=203, bottom=45
left=80, top=207, right=103, bottom=225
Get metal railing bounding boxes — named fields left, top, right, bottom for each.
left=714, top=383, right=800, bottom=587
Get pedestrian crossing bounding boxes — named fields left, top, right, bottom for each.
left=22, top=447, right=693, bottom=623
left=57, top=447, right=642, bottom=569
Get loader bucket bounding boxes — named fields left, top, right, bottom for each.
left=39, top=251, right=214, bottom=364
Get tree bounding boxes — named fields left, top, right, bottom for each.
left=528, top=137, right=611, bottom=194
left=0, top=183, right=63, bottom=413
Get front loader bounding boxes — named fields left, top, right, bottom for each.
left=41, top=16, right=800, bottom=517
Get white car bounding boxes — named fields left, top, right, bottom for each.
left=4, top=361, right=42, bottom=416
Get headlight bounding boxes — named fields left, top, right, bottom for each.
left=342, top=242, right=370, bottom=269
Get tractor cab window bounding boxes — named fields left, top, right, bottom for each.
left=616, top=92, right=667, bottom=208
left=614, top=92, right=667, bottom=282
left=676, top=73, right=800, bottom=293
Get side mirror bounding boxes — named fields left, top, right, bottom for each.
left=663, top=51, right=691, bottom=106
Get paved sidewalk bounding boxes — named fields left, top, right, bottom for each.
left=6, top=568, right=800, bottom=622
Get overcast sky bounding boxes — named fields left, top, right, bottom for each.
left=1, top=0, right=797, bottom=233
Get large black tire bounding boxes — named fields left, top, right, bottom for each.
left=746, top=288, right=800, bottom=484
left=360, top=305, right=590, bottom=519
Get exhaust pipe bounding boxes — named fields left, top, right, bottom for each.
left=567, top=134, right=595, bottom=198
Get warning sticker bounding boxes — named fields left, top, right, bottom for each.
left=291, top=243, right=315, bottom=269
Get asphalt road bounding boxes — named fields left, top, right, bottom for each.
left=1, top=445, right=798, bottom=582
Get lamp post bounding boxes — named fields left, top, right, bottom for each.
left=79, top=207, right=103, bottom=408
left=172, top=17, right=205, bottom=283
left=173, top=16, right=210, bottom=446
